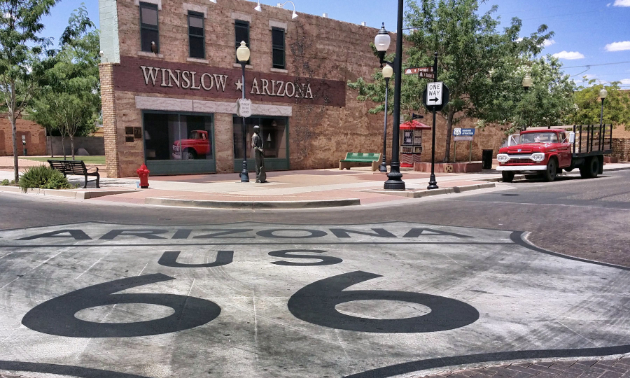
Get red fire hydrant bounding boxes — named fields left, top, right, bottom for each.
left=137, top=164, right=150, bottom=189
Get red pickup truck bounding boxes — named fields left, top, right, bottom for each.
left=497, top=125, right=612, bottom=182
left=172, top=130, right=211, bottom=160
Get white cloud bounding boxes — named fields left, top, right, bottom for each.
left=605, top=41, right=630, bottom=52
left=613, top=0, right=630, bottom=6
left=552, top=51, right=585, bottom=60
left=620, top=79, right=630, bottom=85
left=543, top=39, right=556, bottom=47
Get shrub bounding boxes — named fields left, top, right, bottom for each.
left=18, top=166, right=73, bottom=192
left=1, top=179, right=9, bottom=186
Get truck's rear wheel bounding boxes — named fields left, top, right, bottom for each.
left=580, top=156, right=599, bottom=178
left=541, top=158, right=557, bottom=182
left=502, top=172, right=515, bottom=183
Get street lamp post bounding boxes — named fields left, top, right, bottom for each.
left=599, top=88, right=607, bottom=127
left=375, top=18, right=405, bottom=190
left=522, top=73, right=532, bottom=131
left=379, top=64, right=393, bottom=173
left=237, top=41, right=251, bottom=183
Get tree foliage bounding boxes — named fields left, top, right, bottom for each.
left=348, top=0, right=577, bottom=161
left=0, top=0, right=57, bottom=181
left=568, top=80, right=630, bottom=129
left=27, top=4, right=100, bottom=160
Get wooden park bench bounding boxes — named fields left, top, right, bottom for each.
left=48, top=160, right=100, bottom=188
left=339, top=153, right=382, bottom=171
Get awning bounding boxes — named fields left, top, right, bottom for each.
left=400, top=120, right=431, bottom=130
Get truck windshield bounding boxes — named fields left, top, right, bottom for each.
left=520, top=132, right=558, bottom=144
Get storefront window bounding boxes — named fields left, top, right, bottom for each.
left=233, top=117, right=287, bottom=160
left=144, top=113, right=214, bottom=161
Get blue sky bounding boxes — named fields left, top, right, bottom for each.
left=42, top=0, right=630, bottom=88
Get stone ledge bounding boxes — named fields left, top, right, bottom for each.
left=369, top=183, right=496, bottom=198
left=145, top=197, right=361, bottom=209
left=0, top=186, right=136, bottom=200
left=415, top=162, right=483, bottom=173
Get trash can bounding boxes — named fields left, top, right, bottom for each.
left=482, top=149, right=493, bottom=170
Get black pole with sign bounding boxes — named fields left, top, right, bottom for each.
left=428, top=52, right=439, bottom=190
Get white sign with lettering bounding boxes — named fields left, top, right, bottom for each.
left=237, top=99, right=252, bottom=118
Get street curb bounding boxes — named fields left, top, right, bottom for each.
left=0, top=186, right=137, bottom=199
left=144, top=197, right=362, bottom=209
left=370, top=183, right=496, bottom=198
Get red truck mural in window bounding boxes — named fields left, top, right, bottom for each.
left=172, top=130, right=211, bottom=160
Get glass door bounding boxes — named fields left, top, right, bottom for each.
left=233, top=116, right=289, bottom=172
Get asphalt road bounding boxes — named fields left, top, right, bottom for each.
left=1, top=169, right=629, bottom=267
left=0, top=170, right=629, bottom=378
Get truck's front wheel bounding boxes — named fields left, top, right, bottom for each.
left=580, top=156, right=599, bottom=179
left=502, top=172, right=515, bottom=182
left=542, top=158, right=557, bottom=182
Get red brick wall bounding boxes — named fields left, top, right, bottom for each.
left=612, top=138, right=630, bottom=162
left=0, top=117, right=46, bottom=156
left=102, top=0, right=508, bottom=176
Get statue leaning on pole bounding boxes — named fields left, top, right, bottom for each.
left=252, top=126, right=267, bottom=183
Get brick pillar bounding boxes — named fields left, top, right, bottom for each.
left=99, top=63, right=121, bottom=178
left=214, top=113, right=235, bottom=173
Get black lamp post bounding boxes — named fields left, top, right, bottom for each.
left=237, top=41, right=251, bottom=182
left=375, top=18, right=405, bottom=190
left=379, top=64, right=393, bottom=173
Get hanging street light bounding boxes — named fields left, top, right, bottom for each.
left=379, top=64, right=394, bottom=173
left=374, top=20, right=405, bottom=190
left=237, top=41, right=251, bottom=182
left=277, top=1, right=298, bottom=19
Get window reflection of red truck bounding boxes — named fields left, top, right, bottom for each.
left=172, top=130, right=211, bottom=160
left=497, top=125, right=612, bottom=182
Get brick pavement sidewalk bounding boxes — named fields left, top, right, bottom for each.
left=424, top=357, right=630, bottom=377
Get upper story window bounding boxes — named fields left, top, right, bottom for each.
left=140, top=2, right=159, bottom=53
left=188, top=11, right=205, bottom=59
left=235, top=20, right=250, bottom=64
left=272, top=27, right=285, bottom=69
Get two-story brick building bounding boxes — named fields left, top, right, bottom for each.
left=99, top=0, right=396, bottom=177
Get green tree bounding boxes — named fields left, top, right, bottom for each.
left=568, top=80, right=630, bottom=129
left=27, top=4, right=100, bottom=160
left=474, top=54, right=576, bottom=135
left=0, top=0, right=57, bottom=182
left=349, top=0, right=555, bottom=162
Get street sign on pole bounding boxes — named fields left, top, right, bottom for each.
left=405, top=67, right=433, bottom=75
left=453, top=136, right=473, bottom=142
left=422, top=84, right=449, bottom=112
left=237, top=99, right=252, bottom=118
left=418, top=72, right=433, bottom=79
left=427, top=82, right=444, bottom=106
left=453, top=128, right=476, bottom=137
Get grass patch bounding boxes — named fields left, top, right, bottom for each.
left=21, top=156, right=106, bottom=165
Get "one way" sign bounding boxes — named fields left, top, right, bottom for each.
left=427, top=82, right=444, bottom=106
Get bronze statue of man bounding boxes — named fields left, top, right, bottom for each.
left=252, top=126, right=267, bottom=183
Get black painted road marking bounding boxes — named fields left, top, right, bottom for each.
left=22, top=274, right=221, bottom=338
left=288, top=271, right=479, bottom=333
left=158, top=250, right=234, bottom=268
left=0, top=360, right=149, bottom=377
left=269, top=249, right=343, bottom=266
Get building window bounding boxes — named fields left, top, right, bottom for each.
left=140, top=2, right=159, bottom=53
left=188, top=11, right=205, bottom=59
left=144, top=113, right=214, bottom=162
left=272, top=27, right=285, bottom=69
left=235, top=20, right=250, bottom=64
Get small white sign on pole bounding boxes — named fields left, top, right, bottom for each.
left=426, top=82, right=443, bottom=106
left=237, top=99, right=252, bottom=118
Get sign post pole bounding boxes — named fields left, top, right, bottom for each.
left=428, top=52, right=439, bottom=190
left=454, top=141, right=457, bottom=163
left=469, top=141, right=472, bottom=163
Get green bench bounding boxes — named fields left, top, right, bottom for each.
left=339, top=153, right=382, bottom=171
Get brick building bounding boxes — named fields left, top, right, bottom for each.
left=99, top=0, right=510, bottom=177
left=0, top=116, right=47, bottom=157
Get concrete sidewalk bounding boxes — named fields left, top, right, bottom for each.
left=1, top=161, right=629, bottom=209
